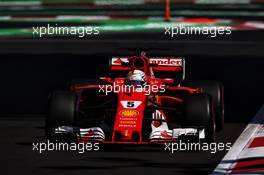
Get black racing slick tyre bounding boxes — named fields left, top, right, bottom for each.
left=45, top=91, right=77, bottom=138
left=189, top=81, right=224, bottom=132
left=184, top=94, right=215, bottom=143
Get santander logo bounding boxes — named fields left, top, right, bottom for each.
left=149, top=58, right=182, bottom=66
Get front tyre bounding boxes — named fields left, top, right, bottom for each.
left=184, top=94, right=215, bottom=143
left=45, top=91, right=77, bottom=139
left=189, top=81, right=224, bottom=132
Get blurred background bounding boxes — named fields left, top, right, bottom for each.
left=0, top=0, right=264, bottom=38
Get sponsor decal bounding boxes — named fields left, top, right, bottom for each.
left=120, top=120, right=136, bottom=124
left=119, top=124, right=136, bottom=128
left=119, top=109, right=139, bottom=117
left=120, top=117, right=137, bottom=121
left=149, top=58, right=182, bottom=66
left=111, top=58, right=129, bottom=65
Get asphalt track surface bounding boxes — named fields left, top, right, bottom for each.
left=1, top=117, right=245, bottom=175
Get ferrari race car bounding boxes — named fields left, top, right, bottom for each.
left=45, top=53, right=224, bottom=144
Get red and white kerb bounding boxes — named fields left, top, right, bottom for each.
left=212, top=106, right=264, bottom=174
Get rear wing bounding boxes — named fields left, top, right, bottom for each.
left=109, top=57, right=185, bottom=84
left=110, top=57, right=184, bottom=69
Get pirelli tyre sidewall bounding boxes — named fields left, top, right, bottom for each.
left=184, top=93, right=215, bottom=143
left=189, top=81, right=224, bottom=132
left=46, top=91, right=77, bottom=138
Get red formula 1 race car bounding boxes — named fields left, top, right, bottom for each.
left=45, top=53, right=224, bottom=144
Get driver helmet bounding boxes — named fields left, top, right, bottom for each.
left=126, top=70, right=146, bottom=86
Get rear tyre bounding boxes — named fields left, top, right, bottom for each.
left=189, top=81, right=224, bottom=132
left=184, top=94, right=215, bottom=143
left=46, top=91, right=77, bottom=139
